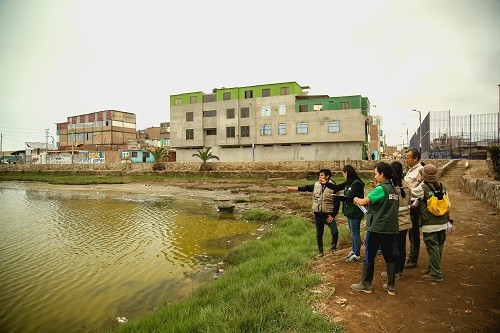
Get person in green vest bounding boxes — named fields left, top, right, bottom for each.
left=351, top=162, right=399, bottom=295
left=287, top=169, right=341, bottom=258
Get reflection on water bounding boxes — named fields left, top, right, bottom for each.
left=0, top=184, right=260, bottom=333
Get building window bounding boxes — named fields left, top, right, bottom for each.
left=143, top=151, right=150, bottom=158
left=226, top=126, right=236, bottom=138
left=190, top=96, right=197, bottom=104
left=260, top=124, right=271, bottom=136
left=313, top=104, right=323, bottom=111
left=223, top=92, right=231, bottom=100
left=205, top=128, right=217, bottom=135
left=278, top=104, right=286, bottom=115
left=278, top=123, right=286, bottom=135
left=226, top=108, right=235, bottom=119
left=280, top=86, right=289, bottom=95
left=240, top=126, right=250, bottom=137
left=186, top=112, right=193, bottom=122
left=132, top=151, right=138, bottom=158
left=341, top=101, right=350, bottom=109
left=296, top=122, right=308, bottom=134
left=203, top=110, right=217, bottom=117
left=261, top=106, right=271, bottom=117
left=328, top=120, right=340, bottom=133
left=262, top=88, right=271, bottom=97
left=203, top=94, right=216, bottom=103
left=244, top=90, right=253, bottom=99
left=240, top=107, right=249, bottom=118
left=299, top=104, right=308, bottom=112
left=186, top=129, right=194, bottom=140
left=174, top=98, right=181, bottom=106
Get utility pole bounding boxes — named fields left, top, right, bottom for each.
left=402, top=122, right=409, bottom=149
left=45, top=128, right=49, bottom=164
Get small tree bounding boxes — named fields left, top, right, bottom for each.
left=192, top=147, right=219, bottom=171
left=150, top=147, right=170, bottom=171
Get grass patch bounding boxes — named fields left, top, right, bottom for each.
left=242, top=208, right=280, bottom=222
left=113, top=215, right=343, bottom=333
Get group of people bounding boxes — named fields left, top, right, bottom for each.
left=286, top=147, right=452, bottom=296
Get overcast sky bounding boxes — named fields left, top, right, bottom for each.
left=0, top=0, right=499, bottom=151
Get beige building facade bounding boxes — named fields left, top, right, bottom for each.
left=57, top=110, right=137, bottom=151
left=170, top=82, right=370, bottom=162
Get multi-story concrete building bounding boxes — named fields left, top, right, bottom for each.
left=56, top=110, right=137, bottom=151
left=170, top=81, right=371, bottom=162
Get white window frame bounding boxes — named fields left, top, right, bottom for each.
left=260, top=124, right=272, bottom=136
left=261, top=106, right=271, bottom=117
left=296, top=122, right=308, bottom=134
left=278, top=104, right=286, bottom=115
left=328, top=120, right=340, bottom=133
left=278, top=123, right=286, bottom=135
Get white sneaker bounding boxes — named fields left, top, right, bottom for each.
left=346, top=254, right=361, bottom=262
left=345, top=250, right=355, bottom=259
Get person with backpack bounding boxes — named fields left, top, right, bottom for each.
left=414, top=164, right=451, bottom=282
left=323, top=165, right=365, bottom=262
left=286, top=169, right=341, bottom=258
left=351, top=162, right=399, bottom=295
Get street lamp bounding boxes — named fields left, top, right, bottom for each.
left=411, top=109, right=422, bottom=153
left=402, top=122, right=409, bottom=149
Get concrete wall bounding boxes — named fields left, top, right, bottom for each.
left=0, top=159, right=449, bottom=178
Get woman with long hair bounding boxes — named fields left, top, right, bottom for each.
left=327, top=165, right=365, bottom=262
left=380, top=161, right=412, bottom=280
left=351, top=162, right=399, bottom=295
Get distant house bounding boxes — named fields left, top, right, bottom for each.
left=26, top=142, right=56, bottom=164
left=120, top=149, right=155, bottom=163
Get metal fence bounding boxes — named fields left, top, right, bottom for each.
left=409, top=111, right=499, bottom=159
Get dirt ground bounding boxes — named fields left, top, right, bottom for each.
left=14, top=161, right=499, bottom=332
left=310, top=161, right=500, bottom=333
left=174, top=160, right=499, bottom=333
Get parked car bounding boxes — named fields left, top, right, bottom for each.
left=0, top=156, right=24, bottom=164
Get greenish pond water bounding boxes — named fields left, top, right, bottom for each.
left=0, top=183, right=261, bottom=333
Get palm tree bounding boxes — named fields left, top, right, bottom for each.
left=149, top=146, right=170, bottom=171
left=192, top=147, right=219, bottom=171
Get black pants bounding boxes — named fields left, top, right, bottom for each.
left=396, top=229, right=408, bottom=273
left=408, top=207, right=420, bottom=262
left=314, top=212, right=338, bottom=252
left=365, top=231, right=397, bottom=265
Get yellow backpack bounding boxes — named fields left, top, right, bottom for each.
left=425, top=183, right=451, bottom=217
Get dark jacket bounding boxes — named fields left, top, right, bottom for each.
left=324, top=179, right=365, bottom=219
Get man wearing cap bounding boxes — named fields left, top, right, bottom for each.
left=414, top=164, right=450, bottom=282
left=403, top=148, right=424, bottom=268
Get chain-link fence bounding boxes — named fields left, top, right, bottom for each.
left=409, top=111, right=499, bottom=159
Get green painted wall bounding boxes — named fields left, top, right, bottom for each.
left=294, top=95, right=369, bottom=113
left=170, top=92, right=203, bottom=106
left=170, top=81, right=303, bottom=106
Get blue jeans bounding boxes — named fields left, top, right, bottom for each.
left=347, top=217, right=362, bottom=256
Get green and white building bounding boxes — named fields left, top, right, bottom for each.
left=169, top=81, right=371, bottom=162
